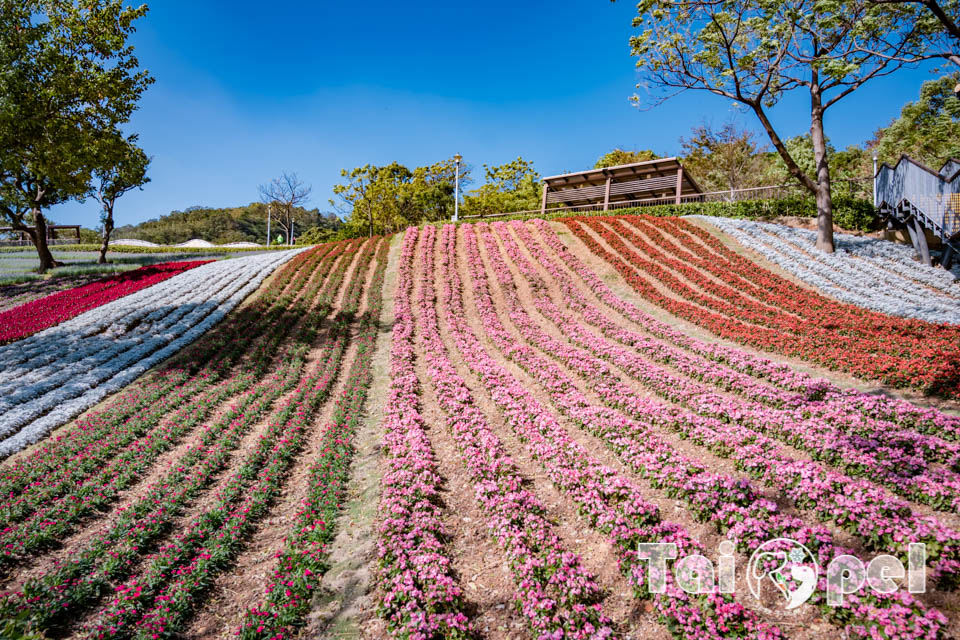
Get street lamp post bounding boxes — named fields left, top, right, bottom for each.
left=872, top=154, right=878, bottom=209
left=453, top=153, right=462, bottom=222
left=266, top=202, right=272, bottom=247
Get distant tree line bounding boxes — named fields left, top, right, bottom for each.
left=114, top=204, right=342, bottom=246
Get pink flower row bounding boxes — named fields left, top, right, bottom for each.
left=504, top=219, right=960, bottom=582
left=531, top=218, right=960, bottom=441
left=416, top=224, right=615, bottom=638
left=375, top=228, right=473, bottom=639
left=473, top=220, right=946, bottom=637
left=449, top=223, right=782, bottom=640
left=524, top=221, right=960, bottom=473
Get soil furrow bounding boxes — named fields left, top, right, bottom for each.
left=185, top=243, right=379, bottom=638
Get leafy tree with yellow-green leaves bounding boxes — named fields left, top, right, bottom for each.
left=461, top=157, right=540, bottom=217
left=594, top=148, right=660, bottom=168
left=332, top=157, right=468, bottom=236
left=872, top=75, right=960, bottom=168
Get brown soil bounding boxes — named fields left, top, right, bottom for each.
left=184, top=244, right=376, bottom=638
left=512, top=223, right=960, bottom=527
left=0, top=247, right=364, bottom=639
left=0, top=253, right=345, bottom=598
left=472, top=224, right=827, bottom=637
left=446, top=225, right=678, bottom=639
left=540, top=220, right=960, bottom=633
left=412, top=228, right=532, bottom=638
left=310, top=235, right=402, bottom=640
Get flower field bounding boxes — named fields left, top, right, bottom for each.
left=563, top=214, right=960, bottom=397
left=0, top=235, right=391, bottom=639
left=0, top=260, right=213, bottom=345
left=2, top=213, right=960, bottom=639
left=374, top=218, right=960, bottom=639
left=699, top=217, right=960, bottom=324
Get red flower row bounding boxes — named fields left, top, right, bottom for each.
left=0, top=260, right=212, bottom=344
left=563, top=216, right=960, bottom=397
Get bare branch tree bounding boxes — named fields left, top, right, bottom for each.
left=258, top=172, right=312, bottom=244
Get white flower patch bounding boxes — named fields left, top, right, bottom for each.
left=0, top=249, right=305, bottom=458
left=693, top=216, right=960, bottom=325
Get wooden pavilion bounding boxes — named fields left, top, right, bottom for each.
left=0, top=225, right=82, bottom=246
left=539, top=157, right=703, bottom=215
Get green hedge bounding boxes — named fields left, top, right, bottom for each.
left=450, top=195, right=878, bottom=233
left=604, top=195, right=878, bottom=232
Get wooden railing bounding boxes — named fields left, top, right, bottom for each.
left=460, top=183, right=805, bottom=221
left=876, top=158, right=960, bottom=239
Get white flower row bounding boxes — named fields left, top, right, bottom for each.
left=729, top=223, right=960, bottom=315
left=0, top=249, right=304, bottom=458
left=0, top=261, right=244, bottom=399
left=694, top=216, right=960, bottom=325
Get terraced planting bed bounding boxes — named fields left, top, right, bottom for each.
left=2, top=215, right=960, bottom=639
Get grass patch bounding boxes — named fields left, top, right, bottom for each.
left=0, top=274, right=43, bottom=286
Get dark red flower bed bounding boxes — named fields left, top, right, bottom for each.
left=562, top=215, right=960, bottom=397
left=0, top=260, right=212, bottom=344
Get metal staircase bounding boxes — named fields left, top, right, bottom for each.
left=876, top=155, right=960, bottom=271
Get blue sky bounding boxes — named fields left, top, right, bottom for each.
left=52, top=0, right=945, bottom=228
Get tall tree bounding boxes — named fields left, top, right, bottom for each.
left=594, top=148, right=660, bottom=168
left=628, top=0, right=928, bottom=252
left=679, top=120, right=776, bottom=193
left=332, top=165, right=378, bottom=238
left=92, top=134, right=150, bottom=263
left=461, top=157, right=540, bottom=217
left=332, top=157, right=468, bottom=235
left=259, top=172, right=313, bottom=244
left=0, top=0, right=153, bottom=271
left=872, top=75, right=960, bottom=167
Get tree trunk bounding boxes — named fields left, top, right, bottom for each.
left=751, top=103, right=818, bottom=196
left=98, top=204, right=114, bottom=264
left=809, top=85, right=835, bottom=254
left=32, top=209, right=62, bottom=273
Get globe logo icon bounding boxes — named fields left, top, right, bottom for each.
left=746, top=538, right=820, bottom=612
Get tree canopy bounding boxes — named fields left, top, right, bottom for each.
left=679, top=121, right=777, bottom=193
left=872, top=75, right=960, bottom=168
left=629, top=0, right=930, bottom=251
left=461, top=157, right=540, bottom=217
left=92, top=132, right=151, bottom=262
left=0, top=0, right=153, bottom=270
left=594, top=149, right=660, bottom=168
left=332, top=157, right=467, bottom=236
